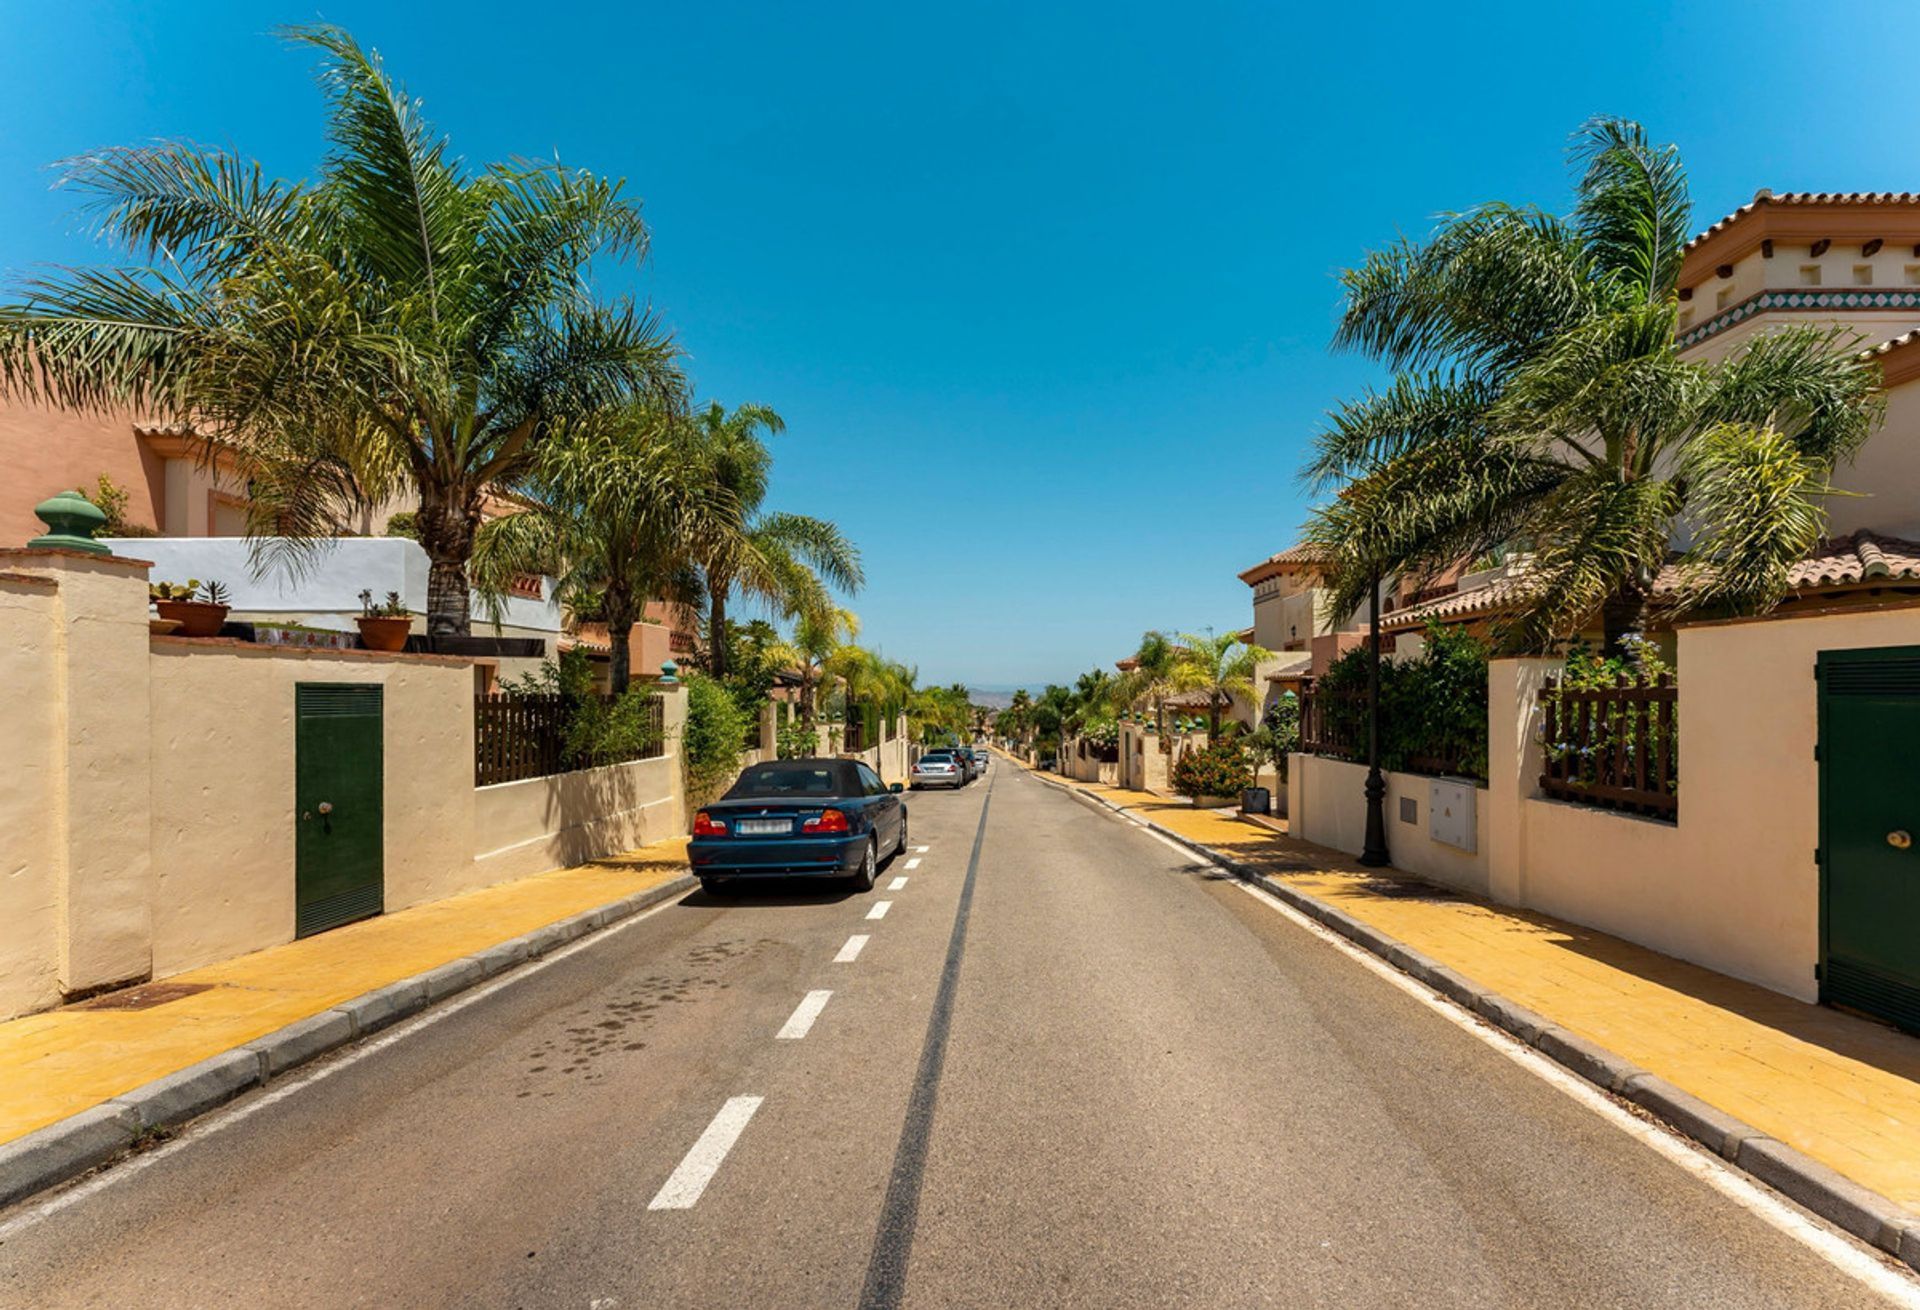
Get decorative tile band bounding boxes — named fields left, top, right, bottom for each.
left=1680, top=289, right=1920, bottom=350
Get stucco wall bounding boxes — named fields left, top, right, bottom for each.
left=1479, top=605, right=1920, bottom=1002
left=0, top=572, right=62, bottom=1016
left=0, top=547, right=696, bottom=1019
left=146, top=640, right=477, bottom=977
left=1288, top=754, right=1490, bottom=896
left=2, top=402, right=164, bottom=542
left=474, top=752, right=683, bottom=886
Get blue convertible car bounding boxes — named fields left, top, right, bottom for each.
left=689, top=758, right=909, bottom=893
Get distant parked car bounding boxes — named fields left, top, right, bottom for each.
left=689, top=758, right=907, bottom=893
left=911, top=751, right=966, bottom=789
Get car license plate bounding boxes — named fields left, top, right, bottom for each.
left=737, top=818, right=791, bottom=835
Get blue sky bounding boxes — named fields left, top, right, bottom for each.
left=3, top=3, right=1914, bottom=687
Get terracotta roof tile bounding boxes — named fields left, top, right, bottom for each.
left=1382, top=531, right=1920, bottom=631
left=1238, top=541, right=1332, bottom=585
left=1685, top=190, right=1920, bottom=253
left=1785, top=530, right=1920, bottom=588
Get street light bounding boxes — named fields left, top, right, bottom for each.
left=1358, top=567, right=1390, bottom=867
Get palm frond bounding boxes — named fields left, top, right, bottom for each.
left=1666, top=423, right=1833, bottom=615
left=1306, top=370, right=1500, bottom=491
left=1569, top=117, right=1691, bottom=303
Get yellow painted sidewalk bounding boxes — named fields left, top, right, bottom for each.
left=0, top=840, right=690, bottom=1147
left=1022, top=759, right=1920, bottom=1213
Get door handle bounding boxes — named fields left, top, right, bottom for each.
left=1890, top=830, right=1913, bottom=850
left=317, top=801, right=334, bottom=816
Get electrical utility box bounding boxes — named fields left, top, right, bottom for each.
left=1428, top=778, right=1477, bottom=853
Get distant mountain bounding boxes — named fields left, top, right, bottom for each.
left=967, top=686, right=1048, bottom=710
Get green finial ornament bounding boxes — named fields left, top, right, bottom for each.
left=659, top=659, right=678, bottom=684
left=28, top=491, right=110, bottom=555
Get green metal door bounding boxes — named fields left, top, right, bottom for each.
left=295, top=683, right=385, bottom=937
left=1818, top=647, right=1920, bottom=1032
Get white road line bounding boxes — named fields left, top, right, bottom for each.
left=1210, top=862, right=1920, bottom=1306
left=834, top=934, right=870, bottom=963
left=647, top=1096, right=764, bottom=1210
left=889, top=876, right=908, bottom=891
left=914, top=845, right=930, bottom=853
left=776, top=989, right=833, bottom=1040
left=867, top=900, right=892, bottom=920
left=904, top=858, right=922, bottom=870
left=0, top=886, right=690, bottom=1241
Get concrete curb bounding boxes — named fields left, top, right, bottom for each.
left=1029, top=770, right=1920, bottom=1271
left=0, top=871, right=696, bottom=1211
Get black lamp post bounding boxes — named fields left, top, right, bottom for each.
left=1358, top=567, right=1391, bottom=867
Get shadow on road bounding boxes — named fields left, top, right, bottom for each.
left=675, top=884, right=864, bottom=909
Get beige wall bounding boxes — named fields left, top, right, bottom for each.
left=0, top=571, right=62, bottom=1016
left=0, top=547, right=699, bottom=1019
left=1489, top=608, right=1920, bottom=1002
left=474, top=751, right=684, bottom=886
left=1829, top=379, right=1920, bottom=541
left=146, top=640, right=476, bottom=977
left=1288, top=755, right=1490, bottom=896
left=1296, top=607, right=1920, bottom=1004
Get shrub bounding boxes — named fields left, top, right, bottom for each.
left=1315, top=621, right=1490, bottom=779
left=564, top=685, right=666, bottom=768
left=1246, top=693, right=1300, bottom=785
left=1171, top=737, right=1253, bottom=800
left=683, top=673, right=751, bottom=804
left=776, top=717, right=818, bottom=760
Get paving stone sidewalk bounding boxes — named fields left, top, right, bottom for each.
left=1019, top=760, right=1920, bottom=1224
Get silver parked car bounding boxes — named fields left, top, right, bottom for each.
left=910, top=751, right=966, bottom=789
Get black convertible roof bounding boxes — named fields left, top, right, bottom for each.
left=725, top=758, right=862, bottom=799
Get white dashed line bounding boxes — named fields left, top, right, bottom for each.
left=904, top=858, right=922, bottom=870
left=834, top=934, right=869, bottom=963
left=867, top=900, right=892, bottom=920
left=776, top=989, right=833, bottom=1040
left=914, top=845, right=930, bottom=853
left=888, top=876, right=908, bottom=891
left=647, top=1096, right=764, bottom=1210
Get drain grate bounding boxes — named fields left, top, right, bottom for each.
left=77, top=982, right=216, bottom=1011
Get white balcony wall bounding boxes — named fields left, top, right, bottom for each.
left=103, top=536, right=561, bottom=633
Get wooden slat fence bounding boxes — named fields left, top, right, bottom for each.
left=1538, top=673, right=1677, bottom=819
left=1299, top=687, right=1485, bottom=781
left=474, top=693, right=665, bottom=787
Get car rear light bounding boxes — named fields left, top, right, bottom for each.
left=693, top=811, right=728, bottom=836
left=803, top=808, right=850, bottom=834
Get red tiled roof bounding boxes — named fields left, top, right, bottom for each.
left=1685, top=190, right=1920, bottom=252
left=1786, top=530, right=1920, bottom=588
left=1238, top=542, right=1332, bottom=586
left=1381, top=531, right=1920, bottom=631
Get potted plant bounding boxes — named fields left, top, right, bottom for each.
left=355, top=589, right=413, bottom=652
left=150, top=579, right=229, bottom=637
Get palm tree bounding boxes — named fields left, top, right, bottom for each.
left=0, top=25, right=681, bottom=636
left=472, top=406, right=721, bottom=692
left=766, top=606, right=860, bottom=726
left=1170, top=630, right=1270, bottom=735
left=1116, top=630, right=1179, bottom=737
left=1307, top=118, right=1882, bottom=652
left=683, top=402, right=864, bottom=677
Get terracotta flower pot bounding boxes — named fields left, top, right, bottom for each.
left=356, top=615, right=412, bottom=652
left=155, top=600, right=229, bottom=638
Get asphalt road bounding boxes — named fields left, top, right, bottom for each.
left=1, top=759, right=1913, bottom=1307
